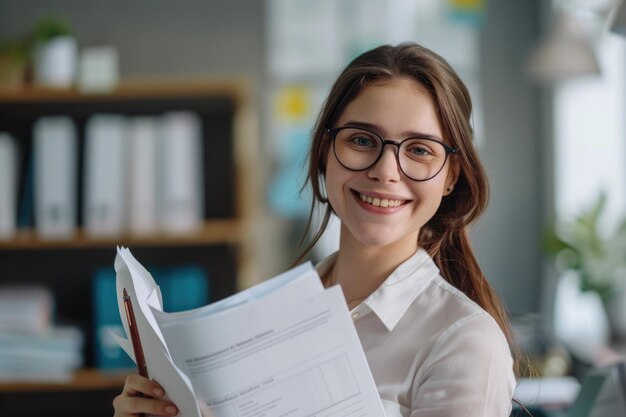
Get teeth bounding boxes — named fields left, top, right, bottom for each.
left=359, top=193, right=403, bottom=208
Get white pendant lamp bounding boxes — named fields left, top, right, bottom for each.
left=527, top=12, right=601, bottom=83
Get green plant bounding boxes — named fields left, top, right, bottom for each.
left=0, top=39, right=27, bottom=63
left=544, top=191, right=626, bottom=302
left=33, top=16, right=72, bottom=42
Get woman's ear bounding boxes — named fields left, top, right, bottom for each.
left=443, top=160, right=460, bottom=196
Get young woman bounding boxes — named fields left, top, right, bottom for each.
left=114, top=43, right=517, bottom=417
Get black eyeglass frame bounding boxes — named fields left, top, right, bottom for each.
left=326, top=126, right=460, bottom=182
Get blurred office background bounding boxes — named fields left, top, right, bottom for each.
left=0, top=0, right=625, bottom=416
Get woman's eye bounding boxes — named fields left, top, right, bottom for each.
left=352, top=136, right=375, bottom=147
left=408, top=145, right=430, bottom=156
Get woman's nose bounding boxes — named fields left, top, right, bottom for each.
left=367, top=146, right=401, bottom=182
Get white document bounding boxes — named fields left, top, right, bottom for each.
left=127, top=117, right=159, bottom=236
left=0, top=132, right=17, bottom=240
left=84, top=114, right=127, bottom=237
left=160, top=112, right=204, bottom=235
left=114, top=247, right=385, bottom=417
left=33, top=116, right=77, bottom=239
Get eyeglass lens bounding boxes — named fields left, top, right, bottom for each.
left=333, top=127, right=450, bottom=181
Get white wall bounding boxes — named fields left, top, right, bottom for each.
left=475, top=0, right=544, bottom=315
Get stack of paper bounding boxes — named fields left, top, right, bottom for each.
left=0, top=326, right=84, bottom=382
left=0, top=286, right=53, bottom=333
left=0, top=286, right=83, bottom=382
left=114, top=247, right=385, bottom=417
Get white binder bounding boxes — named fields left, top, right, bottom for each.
left=33, top=117, right=77, bottom=239
left=127, top=117, right=158, bottom=236
left=0, top=133, right=18, bottom=240
left=159, top=112, right=204, bottom=235
left=83, top=114, right=127, bottom=238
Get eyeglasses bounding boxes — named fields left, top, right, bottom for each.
left=327, top=126, right=459, bottom=182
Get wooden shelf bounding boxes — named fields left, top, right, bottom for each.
left=0, top=219, right=243, bottom=250
left=0, top=76, right=250, bottom=104
left=0, top=368, right=131, bottom=392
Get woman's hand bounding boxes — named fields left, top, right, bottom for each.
left=113, top=374, right=179, bottom=417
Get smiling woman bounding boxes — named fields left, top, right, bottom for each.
left=113, top=43, right=519, bottom=417
left=299, top=43, right=519, bottom=416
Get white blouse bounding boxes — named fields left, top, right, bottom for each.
left=316, top=249, right=516, bottom=417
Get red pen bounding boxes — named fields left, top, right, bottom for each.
left=123, top=287, right=149, bottom=378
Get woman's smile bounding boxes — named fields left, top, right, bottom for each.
left=351, top=189, right=409, bottom=212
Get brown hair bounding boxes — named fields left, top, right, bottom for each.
left=298, top=42, right=522, bottom=376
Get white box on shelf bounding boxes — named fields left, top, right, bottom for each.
left=83, top=114, right=128, bottom=238
left=159, top=111, right=204, bottom=235
left=77, top=46, right=119, bottom=93
left=127, top=117, right=159, bottom=236
left=33, top=116, right=77, bottom=239
left=0, top=132, right=17, bottom=240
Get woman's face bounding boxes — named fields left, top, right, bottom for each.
left=325, top=77, right=458, bottom=251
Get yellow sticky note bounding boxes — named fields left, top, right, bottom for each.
left=449, top=0, right=485, bottom=12
left=275, top=86, right=311, bottom=122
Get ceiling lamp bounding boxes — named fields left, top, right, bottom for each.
left=527, top=12, right=601, bottom=83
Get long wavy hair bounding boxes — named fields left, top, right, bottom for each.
left=297, top=42, right=522, bottom=376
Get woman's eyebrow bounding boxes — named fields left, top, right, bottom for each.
left=341, top=120, right=443, bottom=142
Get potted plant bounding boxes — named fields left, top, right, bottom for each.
left=32, top=16, right=77, bottom=88
left=0, top=39, right=27, bottom=89
left=545, top=191, right=626, bottom=342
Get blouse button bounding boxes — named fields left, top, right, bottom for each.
left=351, top=312, right=360, bottom=320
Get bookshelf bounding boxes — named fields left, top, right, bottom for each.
left=0, top=369, right=131, bottom=392
left=0, top=78, right=260, bottom=417
left=0, top=219, right=244, bottom=249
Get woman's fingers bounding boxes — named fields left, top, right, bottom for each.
left=112, top=374, right=179, bottom=417
left=123, top=373, right=163, bottom=397
left=114, top=394, right=179, bottom=416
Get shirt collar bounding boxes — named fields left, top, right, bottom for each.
left=316, top=249, right=441, bottom=332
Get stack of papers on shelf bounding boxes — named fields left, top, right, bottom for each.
left=0, top=326, right=84, bottom=382
left=0, top=286, right=83, bottom=382
left=0, top=286, right=54, bottom=333
left=114, top=247, right=385, bottom=417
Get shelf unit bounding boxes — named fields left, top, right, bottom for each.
left=0, top=369, right=131, bottom=393
left=0, top=78, right=260, bottom=417
left=0, top=219, right=244, bottom=250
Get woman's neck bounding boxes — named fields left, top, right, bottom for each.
left=330, top=224, right=420, bottom=309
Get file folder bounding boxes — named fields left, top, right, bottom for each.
left=33, top=116, right=77, bottom=239
left=0, top=133, right=17, bottom=240
left=160, top=112, right=204, bottom=235
left=84, top=114, right=128, bottom=237
left=128, top=117, right=159, bottom=236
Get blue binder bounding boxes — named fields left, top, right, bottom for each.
left=92, top=265, right=210, bottom=369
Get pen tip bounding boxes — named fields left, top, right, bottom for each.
left=123, top=288, right=128, bottom=297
